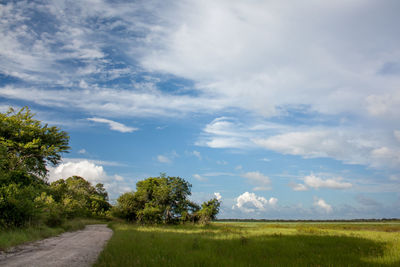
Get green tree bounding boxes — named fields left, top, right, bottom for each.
left=0, top=107, right=70, bottom=181
left=197, top=198, right=221, bottom=224
left=112, top=192, right=140, bottom=221
left=50, top=176, right=111, bottom=218
left=113, top=175, right=219, bottom=224
left=0, top=107, right=70, bottom=228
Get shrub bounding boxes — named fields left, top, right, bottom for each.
left=0, top=183, right=40, bottom=228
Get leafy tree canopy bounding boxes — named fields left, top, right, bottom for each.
left=0, top=107, right=69, bottom=180
left=113, top=174, right=220, bottom=224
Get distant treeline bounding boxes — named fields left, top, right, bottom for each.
left=217, top=218, right=400, bottom=223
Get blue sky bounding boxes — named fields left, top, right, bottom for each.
left=1, top=0, right=400, bottom=219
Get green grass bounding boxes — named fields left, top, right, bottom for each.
left=95, top=222, right=400, bottom=267
left=0, top=218, right=106, bottom=251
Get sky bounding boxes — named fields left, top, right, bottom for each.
left=1, top=0, right=400, bottom=219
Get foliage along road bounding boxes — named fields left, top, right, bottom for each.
left=0, top=224, right=112, bottom=267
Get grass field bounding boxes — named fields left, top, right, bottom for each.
left=95, top=221, right=400, bottom=267
left=0, top=218, right=106, bottom=251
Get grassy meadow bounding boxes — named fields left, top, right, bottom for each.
left=95, top=221, right=400, bottom=267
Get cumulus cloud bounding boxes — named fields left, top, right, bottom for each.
left=313, top=197, right=332, bottom=213
left=241, top=171, right=271, bottom=191
left=233, top=192, right=277, bottom=213
left=48, top=160, right=107, bottom=183
left=87, top=117, right=138, bottom=133
left=303, top=174, right=352, bottom=190
left=47, top=159, right=132, bottom=198
left=214, top=192, right=222, bottom=201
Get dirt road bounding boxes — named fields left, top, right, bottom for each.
left=0, top=224, right=112, bottom=267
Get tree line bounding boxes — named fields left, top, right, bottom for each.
left=0, top=107, right=220, bottom=228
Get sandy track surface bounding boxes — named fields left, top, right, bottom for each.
left=0, top=224, right=112, bottom=267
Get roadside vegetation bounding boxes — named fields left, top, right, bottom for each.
left=95, top=222, right=400, bottom=267
left=0, top=107, right=111, bottom=249
left=0, top=218, right=106, bottom=250
left=0, top=106, right=220, bottom=251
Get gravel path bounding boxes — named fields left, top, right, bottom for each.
left=0, top=224, right=113, bottom=267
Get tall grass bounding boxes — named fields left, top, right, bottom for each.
left=95, top=222, right=400, bottom=267
left=0, top=218, right=105, bottom=250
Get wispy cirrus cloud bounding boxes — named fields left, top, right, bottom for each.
left=87, top=117, right=138, bottom=133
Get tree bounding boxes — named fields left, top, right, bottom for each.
left=0, top=107, right=70, bottom=181
left=112, top=192, right=140, bottom=222
left=0, top=107, right=70, bottom=228
left=197, top=198, right=221, bottom=224
left=113, top=175, right=219, bottom=224
left=49, top=176, right=111, bottom=218
left=0, top=107, right=111, bottom=228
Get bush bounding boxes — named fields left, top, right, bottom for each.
left=34, top=192, right=65, bottom=227
left=0, top=183, right=40, bottom=228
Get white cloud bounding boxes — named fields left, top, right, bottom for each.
left=48, top=160, right=107, bottom=183
left=303, top=174, right=352, bottom=190
left=313, top=197, right=332, bottom=213
left=214, top=192, right=222, bottom=201
left=60, top=158, right=125, bottom=167
left=196, top=117, right=262, bottom=149
left=157, top=155, right=171, bottom=163
left=2, top=0, right=400, bottom=177
left=268, top=197, right=278, bottom=206
left=78, top=149, right=87, bottom=154
left=141, top=0, right=400, bottom=120
left=241, top=171, right=271, bottom=191
left=87, top=117, right=138, bottom=133
left=254, top=129, right=400, bottom=170
left=47, top=159, right=132, bottom=199
left=193, top=174, right=207, bottom=182
left=2, top=0, right=400, bottom=126
left=233, top=192, right=277, bottom=213
left=289, top=182, right=308, bottom=191
left=157, top=151, right=178, bottom=164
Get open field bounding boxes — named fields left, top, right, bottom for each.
left=95, top=221, right=400, bottom=267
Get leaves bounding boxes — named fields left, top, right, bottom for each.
left=0, top=107, right=70, bottom=179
